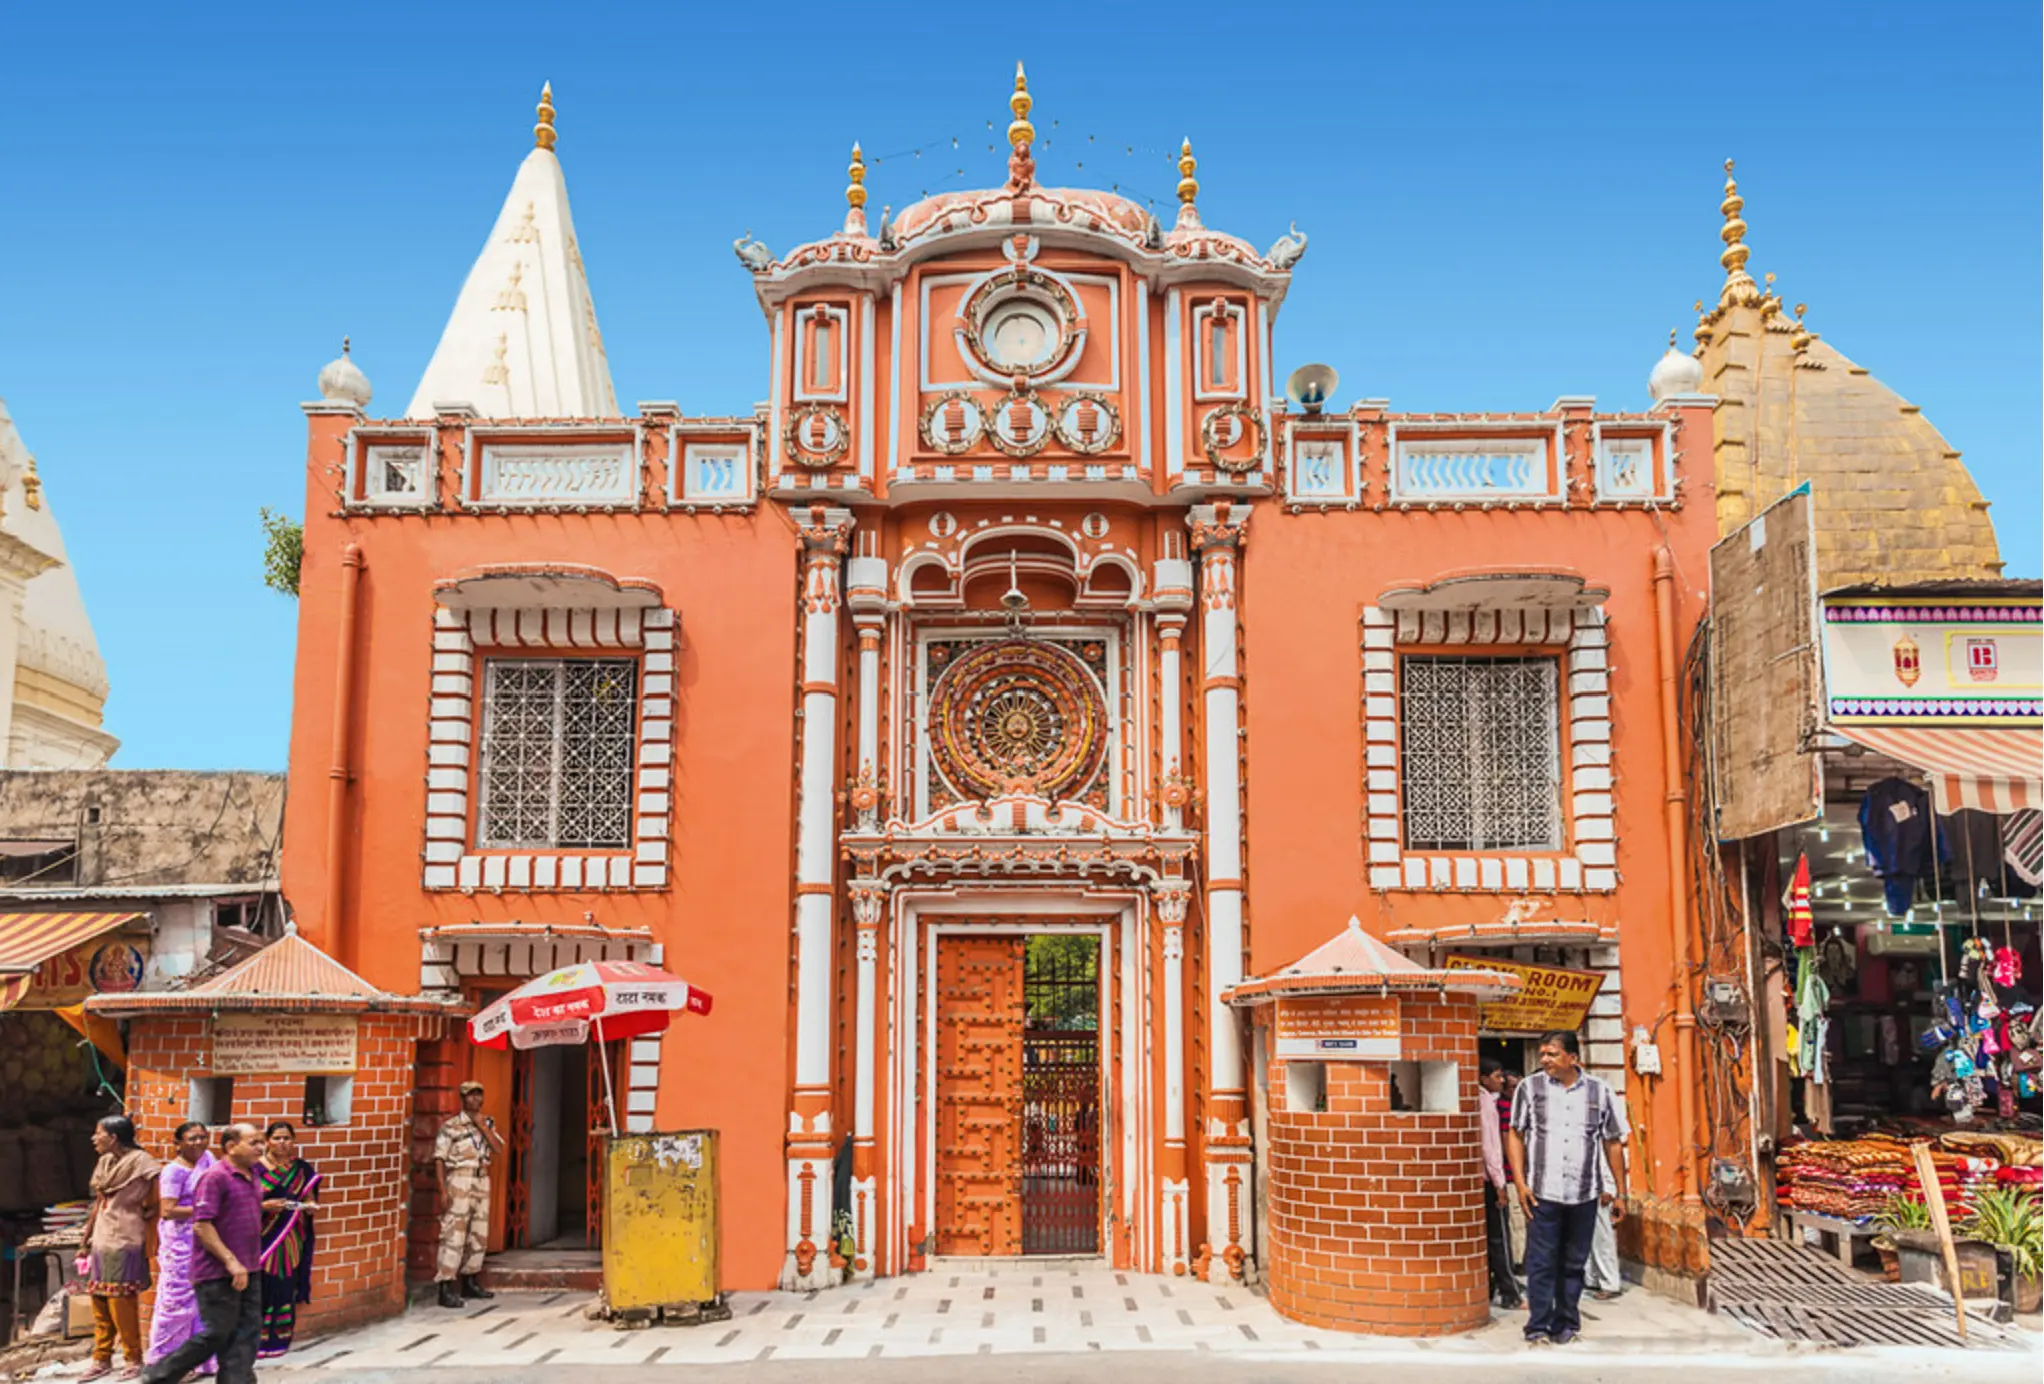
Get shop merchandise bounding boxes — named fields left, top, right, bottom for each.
left=1859, top=779, right=1943, bottom=917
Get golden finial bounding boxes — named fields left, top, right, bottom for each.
left=1761, top=270, right=1782, bottom=317
left=1008, top=63, right=1035, bottom=150
left=21, top=454, right=41, bottom=512
left=1005, top=63, right=1037, bottom=190
left=1791, top=302, right=1818, bottom=353
left=535, top=82, right=557, bottom=151
left=1718, top=158, right=1759, bottom=306
left=1669, top=329, right=1679, bottom=350
left=1176, top=138, right=1199, bottom=206
left=846, top=143, right=867, bottom=210
left=1693, top=299, right=1711, bottom=349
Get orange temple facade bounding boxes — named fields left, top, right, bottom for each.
left=280, top=73, right=1719, bottom=1327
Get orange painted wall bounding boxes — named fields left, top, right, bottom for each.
left=1239, top=401, right=1716, bottom=1204
left=281, top=414, right=801, bottom=1289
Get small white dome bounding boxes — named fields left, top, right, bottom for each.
left=318, top=339, right=373, bottom=408
left=1649, top=339, right=1704, bottom=403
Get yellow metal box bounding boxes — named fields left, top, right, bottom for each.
left=602, top=1130, right=719, bottom=1311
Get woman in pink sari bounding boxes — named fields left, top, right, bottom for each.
left=145, top=1122, right=216, bottom=1378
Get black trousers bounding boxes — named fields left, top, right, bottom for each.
left=1483, top=1184, right=1522, bottom=1306
left=1523, top=1197, right=1599, bottom=1340
left=143, top=1276, right=262, bottom=1384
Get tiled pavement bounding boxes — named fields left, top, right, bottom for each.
left=260, top=1259, right=1782, bottom=1370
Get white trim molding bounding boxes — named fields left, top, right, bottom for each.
left=421, top=604, right=678, bottom=893
left=1362, top=603, right=1616, bottom=895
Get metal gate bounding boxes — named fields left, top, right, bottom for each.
left=1021, top=936, right=1101, bottom=1255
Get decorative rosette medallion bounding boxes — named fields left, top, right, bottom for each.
left=784, top=402, right=850, bottom=469
left=1053, top=393, right=1122, bottom=455
left=920, top=391, right=987, bottom=455
left=1200, top=403, right=1267, bottom=474
left=927, top=639, right=1109, bottom=801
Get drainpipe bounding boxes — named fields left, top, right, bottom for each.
left=325, top=545, right=363, bottom=968
left=1652, top=546, right=1700, bottom=1206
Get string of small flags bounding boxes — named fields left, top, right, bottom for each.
left=863, top=123, right=1180, bottom=211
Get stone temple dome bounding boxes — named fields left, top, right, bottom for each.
left=0, top=397, right=118, bottom=767
left=1695, top=161, right=2002, bottom=585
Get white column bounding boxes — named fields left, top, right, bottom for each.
left=848, top=879, right=884, bottom=1279
left=1154, top=879, right=1192, bottom=1276
left=783, top=505, right=852, bottom=1291
left=1189, top=502, right=1253, bottom=1284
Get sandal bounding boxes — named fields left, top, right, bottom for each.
left=78, top=1367, right=112, bottom=1383
left=117, top=1369, right=142, bottom=1381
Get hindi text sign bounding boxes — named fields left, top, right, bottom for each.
left=1274, top=995, right=1401, bottom=1061
left=211, top=1014, right=358, bottom=1075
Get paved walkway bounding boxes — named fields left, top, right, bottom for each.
left=249, top=1259, right=1976, bottom=1372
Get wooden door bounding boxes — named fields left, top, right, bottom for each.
left=934, top=935, right=1026, bottom=1256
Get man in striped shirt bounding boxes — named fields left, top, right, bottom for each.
left=1506, top=1029, right=1628, bottom=1346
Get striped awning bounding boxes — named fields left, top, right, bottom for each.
left=1831, top=724, right=2043, bottom=814
left=0, top=911, right=145, bottom=1008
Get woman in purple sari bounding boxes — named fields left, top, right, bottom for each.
left=145, top=1122, right=216, bottom=1377
left=257, top=1121, right=320, bottom=1359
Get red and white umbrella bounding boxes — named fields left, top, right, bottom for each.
left=467, top=959, right=712, bottom=1133
left=469, top=959, right=713, bottom=1050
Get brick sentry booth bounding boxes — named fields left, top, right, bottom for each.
left=88, top=927, right=460, bottom=1340
left=1226, top=918, right=1520, bottom=1337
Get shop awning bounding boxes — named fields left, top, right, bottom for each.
left=0, top=911, right=145, bottom=1008
left=1830, top=724, right=2043, bottom=814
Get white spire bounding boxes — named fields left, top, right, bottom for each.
left=405, top=84, right=619, bottom=420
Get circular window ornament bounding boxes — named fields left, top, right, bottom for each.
left=1200, top=403, right=1268, bottom=475
left=957, top=268, right=1084, bottom=383
left=927, top=640, right=1110, bottom=801
left=985, top=301, right=1059, bottom=371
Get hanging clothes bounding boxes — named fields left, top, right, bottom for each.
left=1784, top=854, right=1815, bottom=948
left=1859, top=778, right=1944, bottom=916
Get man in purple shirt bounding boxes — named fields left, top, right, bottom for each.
left=142, top=1123, right=264, bottom=1384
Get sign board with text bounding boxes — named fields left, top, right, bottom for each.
left=1443, top=955, right=1603, bottom=1034
left=211, top=1014, right=359, bottom=1074
left=15, top=938, right=148, bottom=1010
left=1274, top=995, right=1401, bottom=1061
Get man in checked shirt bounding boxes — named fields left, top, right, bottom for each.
left=1506, top=1029, right=1628, bottom=1346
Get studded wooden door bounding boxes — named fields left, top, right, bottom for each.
left=934, top=935, right=1026, bottom=1256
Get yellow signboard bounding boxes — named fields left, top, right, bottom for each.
left=13, top=938, right=148, bottom=1010
left=1274, top=995, right=1401, bottom=1061
left=211, top=1014, right=359, bottom=1074
left=1443, top=954, right=1603, bottom=1034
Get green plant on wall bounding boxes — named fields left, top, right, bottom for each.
left=1961, top=1187, right=2042, bottom=1281
left=259, top=508, right=302, bottom=597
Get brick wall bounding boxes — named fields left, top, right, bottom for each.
left=1260, top=994, right=1488, bottom=1337
left=125, top=1011, right=432, bottom=1340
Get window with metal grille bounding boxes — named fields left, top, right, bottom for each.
left=1398, top=654, right=1562, bottom=851
left=477, top=658, right=638, bottom=849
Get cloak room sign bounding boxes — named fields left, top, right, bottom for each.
left=211, top=1014, right=359, bottom=1074
left=1443, top=955, right=1603, bottom=1034
left=1273, top=995, right=1401, bottom=1061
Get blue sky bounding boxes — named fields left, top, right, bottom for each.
left=3, top=3, right=2037, bottom=769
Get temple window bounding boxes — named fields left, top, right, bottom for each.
left=1397, top=654, right=1562, bottom=851
left=476, top=657, right=639, bottom=850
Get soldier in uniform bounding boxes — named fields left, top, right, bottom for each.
left=433, top=1080, right=506, bottom=1308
